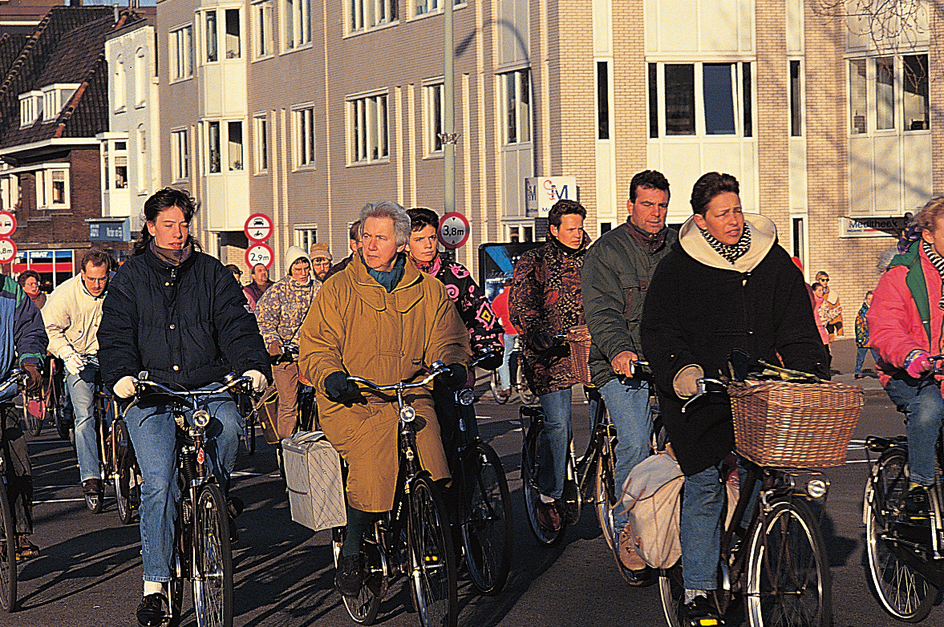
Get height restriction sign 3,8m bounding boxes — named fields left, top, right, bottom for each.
left=438, top=212, right=470, bottom=249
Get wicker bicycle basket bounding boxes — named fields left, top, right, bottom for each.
left=565, top=324, right=593, bottom=386
left=728, top=380, right=864, bottom=469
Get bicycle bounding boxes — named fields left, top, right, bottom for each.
left=331, top=363, right=458, bottom=627
left=0, top=368, right=29, bottom=612
left=450, top=351, right=513, bottom=595
left=489, top=336, right=534, bottom=404
left=658, top=375, right=839, bottom=627
left=20, top=357, right=66, bottom=438
left=127, top=372, right=251, bottom=627
left=863, top=354, right=944, bottom=622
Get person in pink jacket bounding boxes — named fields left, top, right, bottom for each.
left=868, top=196, right=944, bottom=517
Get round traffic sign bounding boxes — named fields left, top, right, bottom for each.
left=0, top=212, right=16, bottom=238
left=244, top=213, right=273, bottom=243
left=438, top=212, right=470, bottom=249
left=245, top=242, right=274, bottom=269
left=0, top=237, right=16, bottom=264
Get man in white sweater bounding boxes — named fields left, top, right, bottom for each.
left=42, top=249, right=113, bottom=507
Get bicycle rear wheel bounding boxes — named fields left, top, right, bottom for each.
left=192, top=483, right=233, bottom=627
left=658, top=562, right=684, bottom=627
left=331, top=527, right=385, bottom=624
left=746, top=496, right=831, bottom=627
left=520, top=412, right=565, bottom=546
left=489, top=371, right=509, bottom=405
left=864, top=447, right=937, bottom=622
left=462, top=441, right=512, bottom=595
left=20, top=393, right=42, bottom=438
left=0, top=481, right=17, bottom=612
left=408, top=474, right=457, bottom=627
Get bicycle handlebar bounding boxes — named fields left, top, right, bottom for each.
left=680, top=377, right=728, bottom=414
left=0, top=368, right=27, bottom=396
left=470, top=350, right=500, bottom=369
left=347, top=361, right=448, bottom=393
left=133, top=372, right=253, bottom=405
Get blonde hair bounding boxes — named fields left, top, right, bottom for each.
left=916, top=197, right=944, bottom=232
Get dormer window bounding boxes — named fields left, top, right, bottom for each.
left=41, top=84, right=80, bottom=123
left=18, top=91, right=42, bottom=127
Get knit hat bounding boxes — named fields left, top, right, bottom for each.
left=309, top=242, right=332, bottom=262
left=284, top=245, right=310, bottom=275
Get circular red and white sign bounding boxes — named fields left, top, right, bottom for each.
left=0, top=212, right=16, bottom=238
left=438, top=212, right=470, bottom=249
left=0, top=237, right=16, bottom=264
left=244, top=213, right=273, bottom=243
left=245, top=242, right=274, bottom=269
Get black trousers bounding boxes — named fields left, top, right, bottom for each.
left=2, top=403, right=33, bottom=535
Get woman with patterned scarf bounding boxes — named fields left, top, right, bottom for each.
left=641, top=172, right=828, bottom=626
left=869, top=196, right=944, bottom=519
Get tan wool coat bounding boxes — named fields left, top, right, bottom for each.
left=298, top=254, right=471, bottom=512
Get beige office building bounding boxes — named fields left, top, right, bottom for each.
left=155, top=0, right=935, bottom=310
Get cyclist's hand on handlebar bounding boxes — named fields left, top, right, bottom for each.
left=441, top=363, right=468, bottom=390
left=904, top=349, right=933, bottom=378
left=531, top=329, right=555, bottom=352
left=611, top=351, right=639, bottom=378
left=63, top=352, right=85, bottom=377
left=267, top=342, right=282, bottom=357
left=23, top=362, right=42, bottom=394
left=243, top=369, right=267, bottom=393
left=324, top=371, right=356, bottom=402
left=673, top=364, right=705, bottom=399
left=476, top=352, right=503, bottom=371
left=113, top=375, right=138, bottom=399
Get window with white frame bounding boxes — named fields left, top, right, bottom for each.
left=206, top=10, right=219, bottom=63
left=137, top=125, right=147, bottom=191
left=115, top=56, right=127, bottom=111
left=36, top=167, right=69, bottom=209
left=413, top=0, right=461, bottom=18
left=347, top=92, right=388, bottom=164
left=101, top=139, right=129, bottom=190
left=282, top=0, right=311, bottom=51
left=349, top=0, right=397, bottom=33
left=228, top=121, right=244, bottom=170
left=0, top=174, right=19, bottom=212
left=294, top=225, right=317, bottom=251
left=208, top=121, right=221, bottom=173
left=254, top=114, right=268, bottom=173
left=171, top=129, right=190, bottom=181
left=252, top=1, right=273, bottom=59
left=171, top=25, right=194, bottom=80
left=41, top=84, right=79, bottom=123
left=135, top=48, right=147, bottom=108
left=647, top=61, right=754, bottom=137
left=424, top=81, right=444, bottom=154
left=789, top=59, right=802, bottom=137
left=18, top=91, right=42, bottom=127
left=500, top=69, right=531, bottom=145
left=849, top=54, right=928, bottom=135
left=205, top=121, right=244, bottom=173
left=293, top=105, right=316, bottom=168
left=225, top=9, right=241, bottom=59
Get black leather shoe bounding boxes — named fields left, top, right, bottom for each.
left=336, top=554, right=363, bottom=598
left=684, top=594, right=723, bottom=627
left=82, top=478, right=103, bottom=496
left=136, top=593, right=167, bottom=627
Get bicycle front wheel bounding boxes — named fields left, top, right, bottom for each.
left=746, top=496, right=831, bottom=627
left=462, top=441, right=512, bottom=595
left=192, top=483, right=234, bottom=627
left=658, top=562, right=684, bottom=627
left=520, top=416, right=566, bottom=546
left=408, top=474, right=457, bottom=627
left=593, top=434, right=619, bottom=552
left=331, top=527, right=385, bottom=624
left=864, top=447, right=937, bottom=622
left=0, top=481, right=17, bottom=612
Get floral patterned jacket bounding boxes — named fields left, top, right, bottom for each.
left=509, top=234, right=589, bottom=396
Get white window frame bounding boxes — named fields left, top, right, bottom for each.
left=0, top=174, right=19, bottom=212
left=412, top=0, right=463, bottom=19
left=35, top=166, right=70, bottom=210
left=252, top=0, right=274, bottom=60
left=171, top=128, right=190, bottom=182
left=170, top=24, right=194, bottom=81
left=253, top=114, right=269, bottom=173
left=204, top=9, right=219, bottom=63
left=281, top=0, right=311, bottom=52
left=40, top=84, right=79, bottom=123
left=499, top=68, right=531, bottom=146
left=293, top=104, right=316, bottom=169
left=346, top=91, right=389, bottom=165
left=847, top=53, right=930, bottom=137
left=18, top=91, right=42, bottom=127
left=348, top=0, right=398, bottom=35
left=204, top=120, right=245, bottom=173
left=224, top=8, right=241, bottom=59
left=135, top=48, right=147, bottom=109
left=294, top=224, right=317, bottom=251
left=101, top=138, right=129, bottom=191
left=114, top=56, right=127, bottom=112
left=423, top=80, right=444, bottom=156
left=228, top=120, right=244, bottom=171
left=137, top=125, right=147, bottom=193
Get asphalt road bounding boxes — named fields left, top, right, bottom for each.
left=4, top=339, right=939, bottom=627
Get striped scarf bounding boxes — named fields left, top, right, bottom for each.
left=701, top=226, right=752, bottom=264
left=922, top=241, right=944, bottom=310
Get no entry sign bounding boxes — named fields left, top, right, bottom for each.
left=244, top=213, right=273, bottom=243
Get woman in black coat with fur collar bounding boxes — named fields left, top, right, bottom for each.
left=641, top=172, right=827, bottom=624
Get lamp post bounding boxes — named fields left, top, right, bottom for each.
left=442, top=0, right=457, bottom=217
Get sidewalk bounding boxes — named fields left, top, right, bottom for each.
left=828, top=336, right=882, bottom=392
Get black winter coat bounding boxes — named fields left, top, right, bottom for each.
left=641, top=215, right=827, bottom=475
left=98, top=246, right=271, bottom=391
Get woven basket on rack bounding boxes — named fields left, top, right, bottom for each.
left=728, top=380, right=864, bottom=469
left=565, top=325, right=593, bottom=386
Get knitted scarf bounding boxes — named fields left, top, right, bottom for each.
left=700, top=226, right=752, bottom=264
left=921, top=241, right=944, bottom=311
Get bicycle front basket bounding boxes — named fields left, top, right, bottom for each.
left=728, top=380, right=864, bottom=469
left=565, top=324, right=593, bottom=386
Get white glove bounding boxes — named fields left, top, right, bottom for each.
left=113, top=375, right=138, bottom=399
left=243, top=370, right=267, bottom=393
left=63, top=352, right=85, bottom=377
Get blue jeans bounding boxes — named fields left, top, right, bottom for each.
left=125, top=386, right=241, bottom=582
left=497, top=334, right=516, bottom=390
left=68, top=368, right=109, bottom=483
left=680, top=462, right=726, bottom=590
left=599, top=377, right=652, bottom=529
left=854, top=347, right=879, bottom=375
left=538, top=387, right=573, bottom=499
left=884, top=375, right=943, bottom=486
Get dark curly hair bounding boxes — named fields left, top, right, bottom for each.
left=690, top=172, right=740, bottom=216
left=407, top=207, right=440, bottom=232
left=133, top=187, right=200, bottom=255
left=629, top=170, right=670, bottom=203
left=548, top=199, right=586, bottom=229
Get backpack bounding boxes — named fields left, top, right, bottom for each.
left=618, top=451, right=685, bottom=569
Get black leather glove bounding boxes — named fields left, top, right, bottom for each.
left=477, top=352, right=503, bottom=371
left=324, top=371, right=356, bottom=402
left=531, top=329, right=555, bottom=352
left=441, top=363, right=468, bottom=390
left=23, top=362, right=42, bottom=395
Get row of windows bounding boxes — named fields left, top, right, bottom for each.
left=113, top=48, right=149, bottom=112
left=349, top=0, right=462, bottom=34
left=849, top=54, right=928, bottom=135
left=0, top=169, right=69, bottom=211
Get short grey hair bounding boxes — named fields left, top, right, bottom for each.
left=360, top=201, right=412, bottom=246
